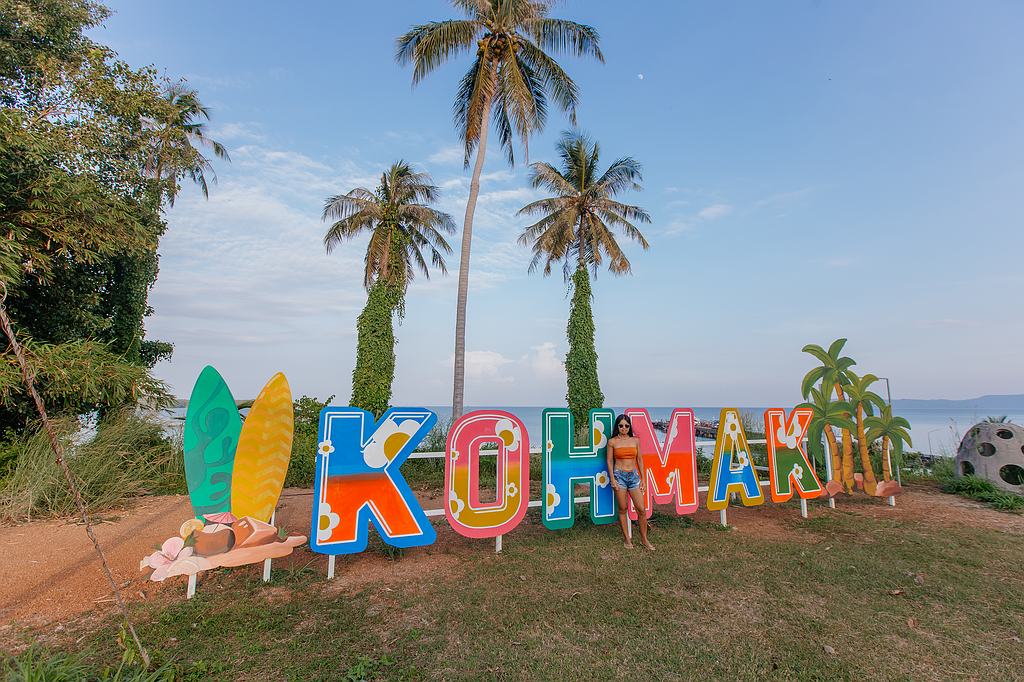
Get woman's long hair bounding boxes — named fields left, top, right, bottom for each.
left=613, top=414, right=635, bottom=438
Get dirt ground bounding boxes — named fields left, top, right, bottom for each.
left=0, top=484, right=1020, bottom=637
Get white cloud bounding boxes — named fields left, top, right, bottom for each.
left=697, top=203, right=733, bottom=220
left=429, top=145, right=464, bottom=164
left=208, top=121, right=266, bottom=143
left=523, top=342, right=564, bottom=381
left=664, top=219, right=692, bottom=235
left=664, top=201, right=734, bottom=237
left=462, top=350, right=515, bottom=384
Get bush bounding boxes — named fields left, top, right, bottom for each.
left=941, top=475, right=1024, bottom=513
left=0, top=410, right=184, bottom=522
left=285, top=395, right=333, bottom=488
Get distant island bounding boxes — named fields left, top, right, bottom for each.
left=893, top=394, right=1024, bottom=410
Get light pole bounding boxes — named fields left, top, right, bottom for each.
left=877, top=376, right=892, bottom=406
left=877, top=377, right=898, bottom=488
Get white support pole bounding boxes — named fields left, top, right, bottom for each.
left=888, top=495, right=896, bottom=507
left=495, top=534, right=503, bottom=554
left=719, top=508, right=728, bottom=527
left=186, top=574, right=196, bottom=600
left=627, top=516, right=633, bottom=539
left=327, top=555, right=336, bottom=580
left=262, top=510, right=275, bottom=583
left=820, top=427, right=837, bottom=510
left=800, top=498, right=808, bottom=519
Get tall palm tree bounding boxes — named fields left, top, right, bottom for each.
left=322, top=161, right=455, bottom=417
left=517, top=131, right=650, bottom=427
left=802, top=339, right=856, bottom=491
left=798, top=385, right=856, bottom=494
left=844, top=371, right=886, bottom=495
left=396, top=0, right=603, bottom=419
left=146, top=82, right=230, bottom=205
left=865, top=405, right=912, bottom=483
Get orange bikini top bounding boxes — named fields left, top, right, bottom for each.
left=613, top=446, right=637, bottom=460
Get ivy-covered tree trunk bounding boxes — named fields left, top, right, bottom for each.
left=350, top=282, right=401, bottom=419
left=565, top=266, right=603, bottom=432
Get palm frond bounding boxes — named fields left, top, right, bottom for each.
left=523, top=17, right=604, bottom=62
left=395, top=20, right=482, bottom=83
left=453, top=57, right=499, bottom=166
left=594, top=157, right=644, bottom=196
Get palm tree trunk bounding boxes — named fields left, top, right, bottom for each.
left=451, top=91, right=495, bottom=421
left=882, top=436, right=892, bottom=481
left=834, top=383, right=854, bottom=492
left=856, top=404, right=878, bottom=495
left=825, top=426, right=841, bottom=485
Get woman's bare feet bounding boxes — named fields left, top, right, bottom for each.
left=642, top=541, right=656, bottom=551
left=624, top=541, right=635, bottom=549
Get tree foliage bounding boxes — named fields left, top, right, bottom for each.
left=518, top=130, right=650, bottom=279
left=397, top=0, right=603, bottom=420
left=0, top=0, right=220, bottom=432
left=323, top=162, right=453, bottom=418
left=323, top=161, right=454, bottom=293
left=350, top=282, right=402, bottom=419
left=565, top=266, right=603, bottom=429
left=0, top=336, right=169, bottom=423
left=396, top=0, right=603, bottom=165
left=518, top=132, right=648, bottom=429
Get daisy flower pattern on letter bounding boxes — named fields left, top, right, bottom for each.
left=593, top=421, right=607, bottom=448
left=732, top=450, right=750, bottom=470
left=495, top=418, right=521, bottom=452
left=546, top=483, right=561, bottom=515
left=724, top=412, right=740, bottom=442
left=317, top=502, right=340, bottom=542
left=777, top=422, right=799, bottom=449
left=595, top=471, right=610, bottom=488
left=449, top=491, right=465, bottom=519
left=363, top=419, right=420, bottom=469
left=318, top=440, right=335, bottom=457
left=506, top=482, right=519, bottom=498
left=791, top=463, right=804, bottom=480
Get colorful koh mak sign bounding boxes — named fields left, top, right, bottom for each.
left=445, top=410, right=530, bottom=538
left=311, top=407, right=437, bottom=554
left=140, top=367, right=904, bottom=592
left=309, top=403, right=902, bottom=557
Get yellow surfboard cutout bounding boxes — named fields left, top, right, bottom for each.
left=230, top=373, right=294, bottom=522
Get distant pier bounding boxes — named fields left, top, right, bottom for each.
left=652, top=419, right=718, bottom=439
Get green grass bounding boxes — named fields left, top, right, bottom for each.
left=0, top=411, right=185, bottom=522
left=12, top=498, right=1023, bottom=680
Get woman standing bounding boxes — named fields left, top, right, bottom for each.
left=607, top=414, right=655, bottom=550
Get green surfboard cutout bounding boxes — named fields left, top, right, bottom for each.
left=183, top=366, right=242, bottom=519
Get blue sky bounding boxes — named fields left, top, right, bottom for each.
left=92, top=1, right=1023, bottom=405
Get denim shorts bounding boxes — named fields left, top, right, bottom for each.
left=613, top=468, right=641, bottom=490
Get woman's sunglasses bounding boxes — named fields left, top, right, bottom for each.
left=617, top=423, right=630, bottom=430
